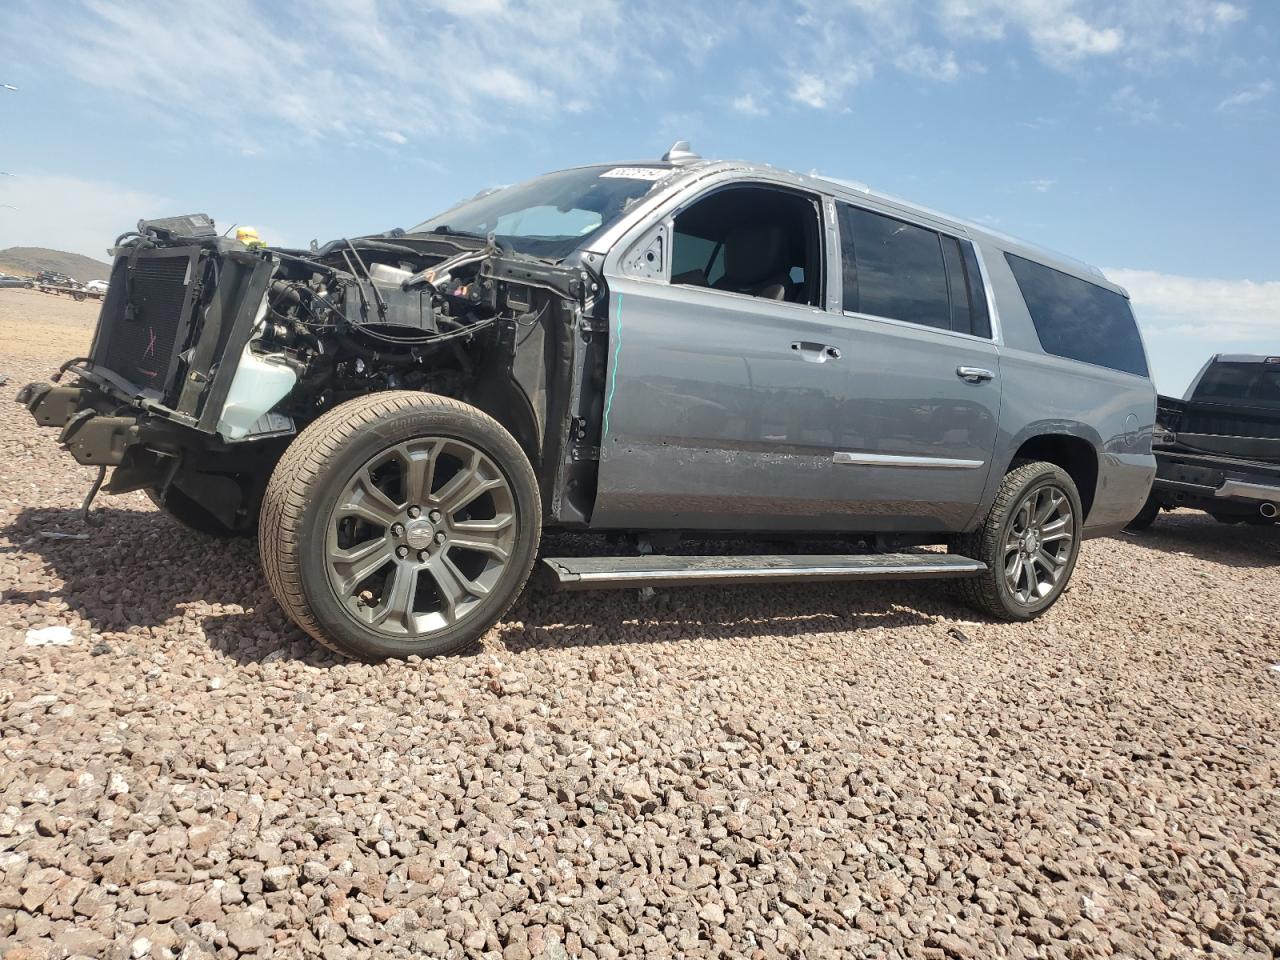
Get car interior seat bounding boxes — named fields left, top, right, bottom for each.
left=712, top=223, right=791, bottom=301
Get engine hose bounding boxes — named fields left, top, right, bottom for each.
left=335, top=333, right=420, bottom=366
left=314, top=237, right=425, bottom=259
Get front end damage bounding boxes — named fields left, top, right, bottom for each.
left=18, top=214, right=608, bottom=532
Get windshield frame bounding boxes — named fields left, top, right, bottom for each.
left=408, top=164, right=675, bottom=261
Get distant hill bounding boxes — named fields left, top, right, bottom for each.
left=0, top=247, right=112, bottom=282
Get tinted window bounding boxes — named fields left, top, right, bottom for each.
left=841, top=205, right=950, bottom=330
left=1006, top=254, right=1149, bottom=377
left=941, top=237, right=970, bottom=334
left=1192, top=361, right=1280, bottom=407
left=961, top=243, right=991, bottom=339
left=838, top=203, right=990, bottom=337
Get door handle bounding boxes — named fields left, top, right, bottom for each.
left=956, top=366, right=994, bottom=383
left=792, top=341, right=842, bottom=363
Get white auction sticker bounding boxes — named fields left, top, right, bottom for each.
left=598, top=167, right=669, bottom=180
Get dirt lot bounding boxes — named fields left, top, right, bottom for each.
left=2, top=284, right=1279, bottom=959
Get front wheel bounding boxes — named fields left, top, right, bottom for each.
left=952, top=461, right=1083, bottom=621
left=259, top=392, right=541, bottom=660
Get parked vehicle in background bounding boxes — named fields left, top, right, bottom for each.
left=1128, top=354, right=1280, bottom=529
left=35, top=270, right=79, bottom=288
left=0, top=272, right=33, bottom=288
left=34, top=271, right=101, bottom=301
left=18, top=144, right=1156, bottom=659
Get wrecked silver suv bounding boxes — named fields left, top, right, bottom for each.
left=19, top=143, right=1156, bottom=659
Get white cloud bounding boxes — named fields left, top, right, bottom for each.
left=0, top=174, right=171, bottom=260
left=24, top=0, right=696, bottom=145
left=1026, top=178, right=1057, bottom=193
left=1108, top=84, right=1160, bottom=124
left=940, top=0, right=1242, bottom=69
left=16, top=0, right=1253, bottom=131
left=895, top=44, right=961, bottom=81
left=1106, top=267, right=1280, bottom=343
left=788, top=63, right=872, bottom=109
left=730, top=93, right=768, bottom=117
left=1217, top=80, right=1274, bottom=111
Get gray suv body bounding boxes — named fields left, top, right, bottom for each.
left=19, top=147, right=1156, bottom=659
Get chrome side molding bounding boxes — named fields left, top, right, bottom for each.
left=833, top=451, right=985, bottom=469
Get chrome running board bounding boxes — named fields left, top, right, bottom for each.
left=541, top=553, right=986, bottom=591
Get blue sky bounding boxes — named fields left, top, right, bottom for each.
left=2, top=0, right=1277, bottom=393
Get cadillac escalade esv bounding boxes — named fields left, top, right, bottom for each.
left=18, top=143, right=1156, bottom=659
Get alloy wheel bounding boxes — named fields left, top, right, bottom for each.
left=1003, top=482, right=1074, bottom=605
left=324, top=437, right=518, bottom=637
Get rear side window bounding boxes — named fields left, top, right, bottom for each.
left=1006, top=254, right=1148, bottom=377
left=838, top=203, right=990, bottom=337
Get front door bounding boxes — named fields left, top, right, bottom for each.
left=591, top=182, right=850, bottom=531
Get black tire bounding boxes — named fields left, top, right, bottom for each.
left=73, top=291, right=86, bottom=301
left=259, top=391, right=541, bottom=661
left=952, top=461, right=1083, bottom=621
left=1125, top=496, right=1160, bottom=531
left=145, top=486, right=247, bottom=538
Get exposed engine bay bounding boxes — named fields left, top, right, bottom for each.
left=21, top=212, right=610, bottom=533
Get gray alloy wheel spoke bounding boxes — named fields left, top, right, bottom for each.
left=449, top=514, right=515, bottom=560
left=339, top=468, right=401, bottom=526
left=1007, top=553, right=1026, bottom=593
left=433, top=453, right=504, bottom=515
left=1040, top=515, right=1073, bottom=542
left=425, top=555, right=474, bottom=623
left=1004, top=482, right=1074, bottom=606
left=397, top=441, right=438, bottom=507
left=330, top=538, right=395, bottom=593
left=371, top=564, right=418, bottom=630
left=1035, top=491, right=1061, bottom=524
left=1036, top=548, right=1063, bottom=575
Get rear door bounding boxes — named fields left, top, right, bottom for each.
left=827, top=201, right=1001, bottom=531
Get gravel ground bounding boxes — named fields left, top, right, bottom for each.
left=2, top=286, right=1279, bottom=959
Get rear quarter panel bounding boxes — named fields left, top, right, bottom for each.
left=980, top=242, right=1156, bottom=535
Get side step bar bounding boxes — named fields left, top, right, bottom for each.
left=541, top=553, right=986, bottom=591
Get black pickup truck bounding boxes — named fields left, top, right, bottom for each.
left=1129, top=354, right=1280, bottom=529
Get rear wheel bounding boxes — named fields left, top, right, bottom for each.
left=260, top=391, right=540, bottom=660
left=952, top=461, right=1082, bottom=621
left=1125, top=496, right=1160, bottom=531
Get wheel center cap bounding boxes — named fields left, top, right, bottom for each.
left=404, top=518, right=435, bottom=550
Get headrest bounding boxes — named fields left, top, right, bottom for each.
left=722, top=223, right=786, bottom=284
